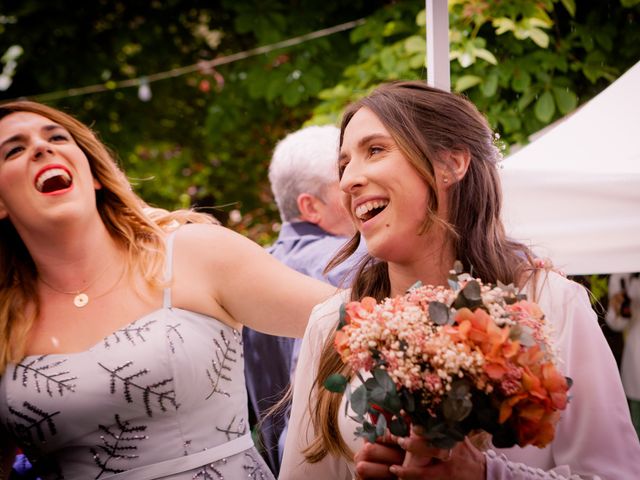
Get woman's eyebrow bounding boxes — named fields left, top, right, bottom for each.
left=0, top=133, right=24, bottom=151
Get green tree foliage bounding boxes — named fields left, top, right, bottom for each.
left=311, top=0, right=640, bottom=148
left=0, top=0, right=385, bottom=241
left=1, top=1, right=638, bottom=242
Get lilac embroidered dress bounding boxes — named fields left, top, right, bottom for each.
left=0, top=233, right=273, bottom=480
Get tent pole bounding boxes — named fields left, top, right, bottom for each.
left=426, top=0, right=450, bottom=92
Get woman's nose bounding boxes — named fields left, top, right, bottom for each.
left=32, top=143, right=53, bottom=160
left=339, top=161, right=367, bottom=194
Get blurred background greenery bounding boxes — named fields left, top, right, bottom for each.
left=1, top=0, right=639, bottom=244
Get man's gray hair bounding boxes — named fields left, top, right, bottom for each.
left=268, top=125, right=340, bottom=222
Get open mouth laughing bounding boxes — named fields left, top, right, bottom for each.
left=354, top=199, right=389, bottom=222
left=34, top=166, right=73, bottom=194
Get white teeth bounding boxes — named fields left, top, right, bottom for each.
left=36, top=168, right=71, bottom=192
left=354, top=200, right=389, bottom=219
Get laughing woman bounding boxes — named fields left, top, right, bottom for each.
left=279, top=82, right=640, bottom=479
left=0, top=101, right=333, bottom=480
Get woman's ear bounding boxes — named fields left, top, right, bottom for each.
left=448, top=149, right=471, bottom=183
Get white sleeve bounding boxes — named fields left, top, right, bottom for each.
left=486, top=450, right=592, bottom=479
left=279, top=294, right=352, bottom=480
left=490, top=275, right=640, bottom=479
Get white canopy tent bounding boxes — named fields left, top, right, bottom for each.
left=499, top=61, right=640, bottom=275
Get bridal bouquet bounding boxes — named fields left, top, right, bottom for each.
left=324, top=263, right=572, bottom=449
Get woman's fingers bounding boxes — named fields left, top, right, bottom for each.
left=355, top=441, right=404, bottom=465
left=354, top=461, right=397, bottom=480
left=354, top=442, right=405, bottom=479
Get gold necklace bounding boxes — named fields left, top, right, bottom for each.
left=39, top=262, right=124, bottom=308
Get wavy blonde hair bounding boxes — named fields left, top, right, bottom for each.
left=305, top=82, right=539, bottom=463
left=0, top=101, right=216, bottom=373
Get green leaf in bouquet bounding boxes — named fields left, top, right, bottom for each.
left=406, top=280, right=423, bottom=292
left=355, top=421, right=378, bottom=443
left=448, top=278, right=461, bottom=291
left=324, top=373, right=348, bottom=393
left=401, top=390, right=416, bottom=413
left=383, top=392, right=402, bottom=415
left=442, top=380, right=473, bottom=422
left=351, top=384, right=369, bottom=416
left=453, top=292, right=470, bottom=309
left=370, top=385, right=386, bottom=404
left=389, top=416, right=410, bottom=437
left=344, top=384, right=352, bottom=416
left=373, top=368, right=397, bottom=394
left=428, top=301, right=451, bottom=325
left=462, top=280, right=482, bottom=302
left=375, top=413, right=388, bottom=438
left=337, top=303, right=347, bottom=330
left=421, top=422, right=461, bottom=450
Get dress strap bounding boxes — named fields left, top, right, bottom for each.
left=163, top=229, right=179, bottom=309
left=103, top=433, right=254, bottom=480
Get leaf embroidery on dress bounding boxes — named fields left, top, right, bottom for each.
left=13, top=356, right=77, bottom=397
left=8, top=401, right=60, bottom=446
left=90, top=414, right=148, bottom=479
left=103, top=320, right=157, bottom=348
left=192, top=458, right=226, bottom=480
left=216, top=415, right=247, bottom=440
left=99, top=361, right=179, bottom=416
left=243, top=452, right=269, bottom=480
left=166, top=322, right=184, bottom=354
left=205, top=330, right=238, bottom=399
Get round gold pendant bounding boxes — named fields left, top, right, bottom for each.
left=73, top=293, right=89, bottom=308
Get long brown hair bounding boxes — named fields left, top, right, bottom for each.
left=305, top=82, right=537, bottom=462
left=0, top=101, right=215, bottom=373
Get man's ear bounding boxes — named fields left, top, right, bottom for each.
left=297, top=193, right=322, bottom=225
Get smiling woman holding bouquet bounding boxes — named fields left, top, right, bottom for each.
left=279, top=82, right=640, bottom=479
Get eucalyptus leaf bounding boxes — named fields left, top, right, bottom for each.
left=442, top=395, right=473, bottom=422
left=385, top=392, right=403, bottom=414
left=428, top=301, right=451, bottom=326
left=337, top=303, right=347, bottom=330
left=373, top=368, right=396, bottom=394
left=406, top=280, right=423, bottom=292
left=389, top=417, right=410, bottom=437
left=402, top=391, right=416, bottom=413
left=324, top=373, right=348, bottom=393
left=351, top=384, right=369, bottom=416
left=462, top=280, right=482, bottom=302
left=375, top=413, right=388, bottom=437
left=370, top=385, right=386, bottom=404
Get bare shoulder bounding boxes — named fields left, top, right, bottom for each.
left=171, top=222, right=263, bottom=267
